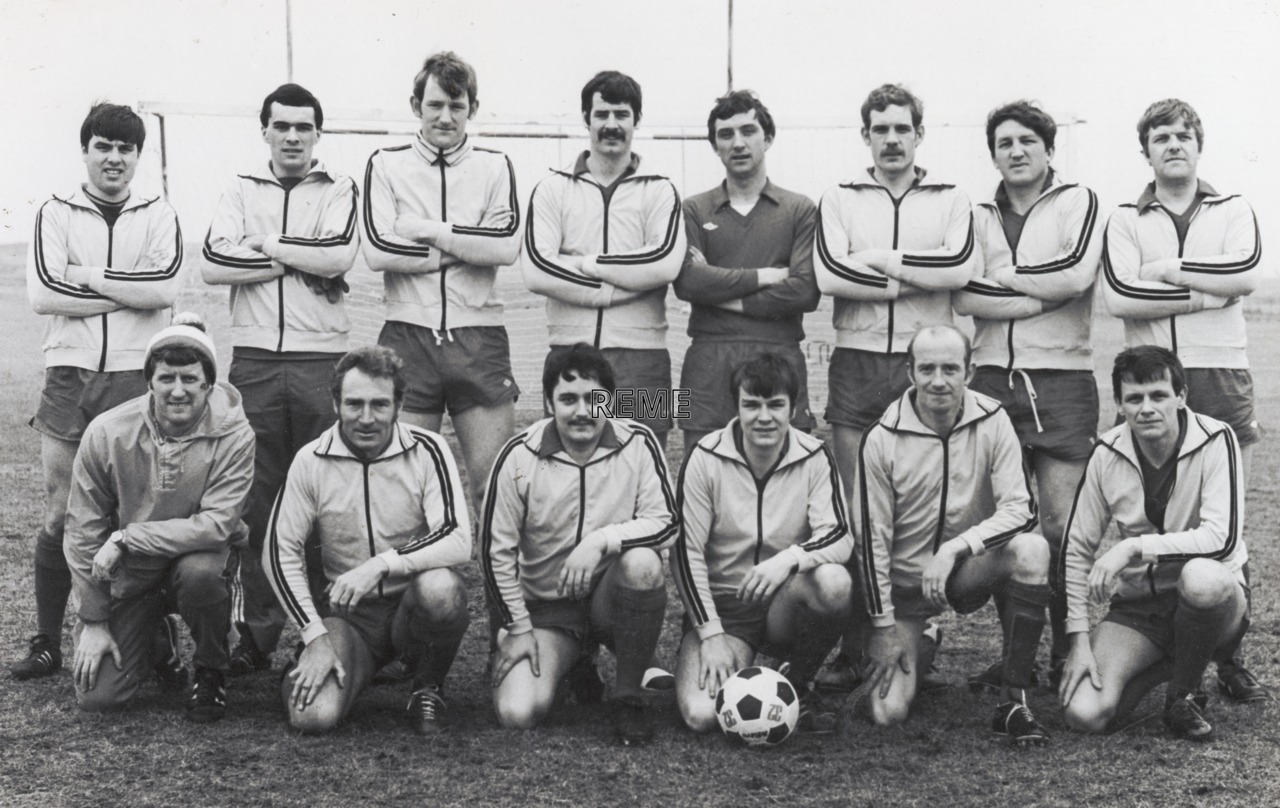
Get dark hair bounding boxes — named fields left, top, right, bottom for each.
left=1137, top=98, right=1203, bottom=156
left=413, top=51, right=478, bottom=107
left=259, top=83, right=324, bottom=129
left=146, top=346, right=214, bottom=385
left=860, top=84, right=923, bottom=129
left=80, top=103, right=146, bottom=151
left=986, top=100, right=1056, bottom=156
left=729, top=353, right=798, bottom=408
left=906, top=325, right=972, bottom=370
left=543, top=343, right=616, bottom=401
left=580, top=70, right=642, bottom=123
left=706, top=89, right=775, bottom=145
left=1111, top=345, right=1186, bottom=401
left=331, top=346, right=407, bottom=404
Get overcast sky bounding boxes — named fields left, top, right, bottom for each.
left=3, top=0, right=1277, bottom=244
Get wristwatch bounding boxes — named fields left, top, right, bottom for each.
left=109, top=530, right=129, bottom=555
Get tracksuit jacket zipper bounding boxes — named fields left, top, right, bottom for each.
left=276, top=184, right=293, bottom=352
left=1158, top=204, right=1201, bottom=356
left=438, top=160, right=449, bottom=335
left=361, top=463, right=385, bottom=598
left=97, top=211, right=116, bottom=372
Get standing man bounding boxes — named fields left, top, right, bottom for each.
left=16, top=103, right=184, bottom=680
left=523, top=70, right=686, bottom=448
left=855, top=326, right=1051, bottom=745
left=1100, top=99, right=1267, bottom=702
left=813, top=84, right=977, bottom=684
left=202, top=82, right=359, bottom=677
left=65, top=318, right=254, bottom=721
left=953, top=101, right=1102, bottom=691
left=673, top=353, right=851, bottom=735
left=484, top=344, right=678, bottom=745
left=362, top=51, right=521, bottom=513
left=1061, top=347, right=1250, bottom=741
left=674, top=90, right=820, bottom=451
left=266, top=346, right=472, bottom=735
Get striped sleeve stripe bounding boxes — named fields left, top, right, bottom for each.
left=619, top=426, right=681, bottom=550
left=596, top=184, right=681, bottom=266
left=31, top=201, right=107, bottom=300
left=1017, top=190, right=1099, bottom=275
left=671, top=449, right=709, bottom=626
left=203, top=226, right=273, bottom=268
left=855, top=426, right=885, bottom=617
left=278, top=182, right=359, bottom=248
left=799, top=444, right=850, bottom=553
left=361, top=150, right=436, bottom=259
left=901, top=211, right=975, bottom=267
left=452, top=152, right=520, bottom=238
left=814, top=195, right=890, bottom=288
left=479, top=433, right=530, bottom=626
left=1055, top=441, right=1108, bottom=593
left=1101, top=227, right=1191, bottom=301
left=980, top=447, right=1040, bottom=550
left=524, top=183, right=601, bottom=288
left=962, top=279, right=1024, bottom=297
left=1156, top=423, right=1241, bottom=563
left=397, top=432, right=461, bottom=555
left=1181, top=212, right=1261, bottom=274
left=103, top=218, right=184, bottom=282
left=264, top=484, right=313, bottom=631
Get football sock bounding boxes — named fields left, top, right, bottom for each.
left=34, top=533, right=72, bottom=641
left=1170, top=595, right=1236, bottom=699
left=410, top=607, right=471, bottom=691
left=1000, top=581, right=1050, bottom=697
left=1048, top=548, right=1070, bottom=661
left=611, top=582, right=667, bottom=698
left=788, top=603, right=844, bottom=686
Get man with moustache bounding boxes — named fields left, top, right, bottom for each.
left=202, top=82, right=360, bottom=677
left=1099, top=99, right=1268, bottom=702
left=674, top=90, right=820, bottom=452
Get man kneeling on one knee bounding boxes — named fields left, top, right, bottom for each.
left=1060, top=346, right=1252, bottom=741
left=266, top=346, right=472, bottom=735
left=855, top=325, right=1052, bottom=745
left=673, top=352, right=852, bottom=735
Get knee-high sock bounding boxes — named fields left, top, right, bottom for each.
left=34, top=531, right=72, bottom=641
left=408, top=607, right=471, bottom=690
left=1170, top=597, right=1236, bottom=700
left=788, top=603, right=845, bottom=686
left=1048, top=547, right=1069, bottom=661
left=1001, top=581, right=1050, bottom=695
left=611, top=583, right=667, bottom=697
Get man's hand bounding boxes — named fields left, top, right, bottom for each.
left=73, top=622, right=121, bottom=692
left=852, top=248, right=893, bottom=273
left=64, top=265, right=90, bottom=286
left=558, top=534, right=607, bottom=600
left=90, top=537, right=124, bottom=583
left=736, top=553, right=796, bottom=604
left=492, top=631, right=539, bottom=687
left=1058, top=633, right=1101, bottom=707
left=327, top=557, right=388, bottom=617
left=1088, top=538, right=1140, bottom=604
left=921, top=542, right=962, bottom=611
left=686, top=246, right=710, bottom=272
left=862, top=625, right=910, bottom=699
left=756, top=266, right=789, bottom=287
left=286, top=634, right=345, bottom=711
left=241, top=234, right=267, bottom=252
left=697, top=634, right=738, bottom=697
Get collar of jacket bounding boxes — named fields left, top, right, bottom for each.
left=708, top=178, right=782, bottom=211
left=533, top=418, right=625, bottom=460
left=875, top=387, right=1003, bottom=438
left=700, top=419, right=823, bottom=473
left=1100, top=407, right=1223, bottom=467
left=240, top=160, right=333, bottom=185
left=58, top=186, right=161, bottom=214
left=412, top=133, right=472, bottom=167
left=313, top=420, right=428, bottom=462
left=840, top=165, right=954, bottom=192
left=143, top=382, right=248, bottom=443
left=1135, top=179, right=1225, bottom=211
left=979, top=168, right=1074, bottom=211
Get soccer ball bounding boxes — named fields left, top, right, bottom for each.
left=715, top=666, right=800, bottom=747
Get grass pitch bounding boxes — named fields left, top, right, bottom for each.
left=1, top=245, right=1277, bottom=807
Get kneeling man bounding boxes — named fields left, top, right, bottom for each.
left=267, top=346, right=472, bottom=734
left=1060, top=346, right=1250, bottom=741
left=856, top=325, right=1051, bottom=745
left=673, top=353, right=852, bottom=735
left=483, top=344, right=678, bottom=745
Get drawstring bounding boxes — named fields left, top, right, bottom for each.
left=1009, top=369, right=1044, bottom=433
left=431, top=328, right=454, bottom=346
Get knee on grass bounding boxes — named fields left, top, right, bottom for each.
left=494, top=689, right=553, bottom=731
left=284, top=683, right=346, bottom=734
left=869, top=694, right=910, bottom=727
left=1063, top=693, right=1114, bottom=735
left=76, top=683, right=132, bottom=713
left=678, top=694, right=720, bottom=734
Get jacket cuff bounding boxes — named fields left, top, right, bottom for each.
left=958, top=532, right=986, bottom=557
left=506, top=617, right=533, bottom=636
left=786, top=545, right=812, bottom=572
left=870, top=610, right=897, bottom=629
left=262, top=235, right=282, bottom=258
left=1139, top=536, right=1161, bottom=565
left=581, top=255, right=602, bottom=280
left=378, top=549, right=407, bottom=579
left=84, top=267, right=108, bottom=291
left=695, top=619, right=724, bottom=641
left=78, top=587, right=113, bottom=624
left=301, top=621, right=330, bottom=645
left=1065, top=618, right=1091, bottom=636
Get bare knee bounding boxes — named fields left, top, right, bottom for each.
left=870, top=694, right=909, bottom=727
left=1178, top=559, right=1237, bottom=609
left=1063, top=695, right=1113, bottom=734
left=805, top=564, right=852, bottom=615
left=494, top=688, right=550, bottom=730
left=410, top=568, right=468, bottom=617
left=616, top=548, right=664, bottom=591
left=284, top=681, right=346, bottom=734
left=679, top=695, right=720, bottom=734
left=1008, top=533, right=1050, bottom=584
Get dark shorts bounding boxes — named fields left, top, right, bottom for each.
left=889, top=559, right=990, bottom=622
left=544, top=345, right=672, bottom=433
left=1103, top=583, right=1251, bottom=659
left=825, top=349, right=911, bottom=429
left=378, top=322, right=520, bottom=415
left=229, top=351, right=340, bottom=422
left=31, top=367, right=148, bottom=442
left=317, top=592, right=402, bottom=667
left=678, top=340, right=815, bottom=433
left=680, top=594, right=786, bottom=655
left=1185, top=368, right=1259, bottom=446
left=526, top=598, right=594, bottom=644
left=971, top=367, right=1099, bottom=461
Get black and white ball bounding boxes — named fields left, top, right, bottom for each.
left=715, top=666, right=800, bottom=747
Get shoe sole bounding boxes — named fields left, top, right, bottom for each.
left=1218, top=684, right=1273, bottom=704
left=10, top=664, right=62, bottom=681
left=993, top=732, right=1049, bottom=747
